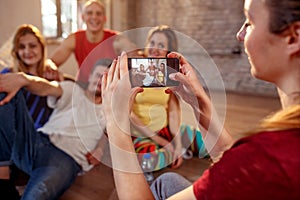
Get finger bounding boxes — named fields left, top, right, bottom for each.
left=113, top=56, right=121, bottom=82
left=101, top=71, right=108, bottom=94
left=119, top=51, right=128, bottom=79
left=164, top=88, right=173, bottom=94
left=169, top=72, right=189, bottom=85
left=107, top=59, right=117, bottom=85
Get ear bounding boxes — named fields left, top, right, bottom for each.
left=286, top=22, right=300, bottom=55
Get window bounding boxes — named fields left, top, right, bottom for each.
left=41, top=0, right=86, bottom=38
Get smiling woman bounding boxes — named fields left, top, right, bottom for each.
left=0, top=24, right=66, bottom=200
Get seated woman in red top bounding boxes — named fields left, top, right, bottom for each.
left=101, top=0, right=300, bottom=199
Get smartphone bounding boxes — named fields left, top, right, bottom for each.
left=128, top=57, right=179, bottom=87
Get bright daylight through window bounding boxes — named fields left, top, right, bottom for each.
left=40, top=0, right=80, bottom=38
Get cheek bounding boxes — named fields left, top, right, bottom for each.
left=244, top=30, right=266, bottom=63
left=35, top=47, right=43, bottom=58
left=17, top=50, right=24, bottom=58
left=245, top=38, right=273, bottom=80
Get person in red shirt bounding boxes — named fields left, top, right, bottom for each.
left=49, top=0, right=135, bottom=85
left=100, top=0, right=300, bottom=199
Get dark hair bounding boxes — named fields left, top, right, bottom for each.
left=265, top=0, right=300, bottom=33
left=91, top=58, right=112, bottom=74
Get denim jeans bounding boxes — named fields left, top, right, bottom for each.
left=150, top=172, right=192, bottom=200
left=0, top=91, right=81, bottom=200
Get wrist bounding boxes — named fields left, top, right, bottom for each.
left=17, top=72, right=29, bottom=87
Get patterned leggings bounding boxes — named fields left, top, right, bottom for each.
left=132, top=124, right=208, bottom=171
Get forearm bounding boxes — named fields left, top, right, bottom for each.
left=22, top=73, right=62, bottom=97
left=106, top=120, right=154, bottom=200
left=168, top=114, right=182, bottom=153
left=168, top=94, right=182, bottom=151
left=49, top=51, right=69, bottom=67
left=193, top=99, right=233, bottom=162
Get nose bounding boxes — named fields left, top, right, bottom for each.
left=23, top=45, right=31, bottom=53
left=236, top=25, right=246, bottom=42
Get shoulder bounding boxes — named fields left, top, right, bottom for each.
left=74, top=29, right=86, bottom=36
left=232, top=129, right=300, bottom=150
left=227, top=130, right=300, bottom=164
left=51, top=81, right=78, bottom=105
left=61, top=33, right=76, bottom=49
left=193, top=130, right=300, bottom=199
left=223, top=130, right=299, bottom=185
left=103, top=29, right=118, bottom=37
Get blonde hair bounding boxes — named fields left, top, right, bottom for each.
left=247, top=104, right=300, bottom=135
left=260, top=105, right=300, bottom=130
left=11, top=24, right=46, bottom=77
left=83, top=0, right=106, bottom=14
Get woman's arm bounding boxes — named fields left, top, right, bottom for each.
left=102, top=52, right=199, bottom=200
left=168, top=92, right=183, bottom=168
left=167, top=52, right=233, bottom=162
left=0, top=72, right=62, bottom=105
left=102, top=55, right=154, bottom=200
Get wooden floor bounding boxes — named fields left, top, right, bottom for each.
left=58, top=92, right=281, bottom=200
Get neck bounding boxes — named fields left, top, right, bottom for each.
left=276, top=65, right=300, bottom=108
left=27, top=66, right=38, bottom=76
left=86, top=30, right=104, bottom=43
left=84, top=90, right=102, bottom=104
left=277, top=88, right=300, bottom=109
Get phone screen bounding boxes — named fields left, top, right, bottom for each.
left=128, top=57, right=179, bottom=87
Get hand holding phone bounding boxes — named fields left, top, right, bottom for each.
left=128, top=57, right=179, bottom=87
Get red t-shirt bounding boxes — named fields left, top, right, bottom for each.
left=193, top=129, right=300, bottom=200
left=75, top=29, right=118, bottom=83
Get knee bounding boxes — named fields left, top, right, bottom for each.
left=0, top=92, right=6, bottom=100
left=151, top=172, right=178, bottom=191
left=0, top=90, right=23, bottom=103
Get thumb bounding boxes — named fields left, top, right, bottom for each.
left=169, top=72, right=189, bottom=85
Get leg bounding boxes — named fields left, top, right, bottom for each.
left=0, top=91, right=21, bottom=166
left=0, top=91, right=31, bottom=199
left=22, top=134, right=81, bottom=200
left=134, top=137, right=173, bottom=171
left=180, top=124, right=208, bottom=158
left=133, top=127, right=175, bottom=171
left=150, top=172, right=192, bottom=199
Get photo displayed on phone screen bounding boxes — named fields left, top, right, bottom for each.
left=128, top=58, right=179, bottom=88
